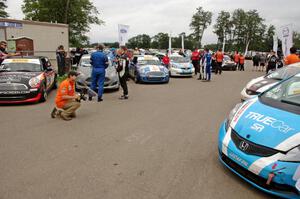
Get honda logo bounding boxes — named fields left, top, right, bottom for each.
left=239, top=141, right=249, bottom=151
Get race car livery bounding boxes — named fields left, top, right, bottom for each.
left=241, top=63, right=300, bottom=101
left=129, top=55, right=169, bottom=83
left=169, top=54, right=194, bottom=77
left=219, top=73, right=300, bottom=198
left=0, top=57, right=57, bottom=104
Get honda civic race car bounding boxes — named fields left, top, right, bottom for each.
left=0, top=57, right=57, bottom=104
left=219, top=73, right=300, bottom=198
left=77, top=54, right=120, bottom=90
left=169, top=54, right=194, bottom=77
left=241, top=63, right=300, bottom=101
left=129, top=55, right=169, bottom=83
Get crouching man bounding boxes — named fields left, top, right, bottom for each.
left=52, top=71, right=81, bottom=121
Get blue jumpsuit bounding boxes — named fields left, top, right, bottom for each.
left=204, top=52, right=212, bottom=81
left=90, top=50, right=109, bottom=99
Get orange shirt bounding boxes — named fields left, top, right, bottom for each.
left=239, top=56, right=245, bottom=64
left=234, top=54, right=240, bottom=63
left=284, top=54, right=300, bottom=65
left=216, top=51, right=224, bottom=62
left=55, top=79, right=75, bottom=108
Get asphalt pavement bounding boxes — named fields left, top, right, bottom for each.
left=0, top=63, right=274, bottom=199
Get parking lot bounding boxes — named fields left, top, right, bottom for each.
left=0, top=63, right=273, bottom=199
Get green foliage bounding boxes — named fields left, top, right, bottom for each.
left=127, top=34, right=151, bottom=49
left=213, top=11, right=231, bottom=45
left=22, top=0, right=103, bottom=46
left=151, top=32, right=169, bottom=49
left=189, top=7, right=212, bottom=48
left=0, top=0, right=8, bottom=18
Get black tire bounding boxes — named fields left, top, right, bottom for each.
left=134, top=73, right=139, bottom=84
left=39, top=84, right=47, bottom=102
left=52, top=76, right=58, bottom=89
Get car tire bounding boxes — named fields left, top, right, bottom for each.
left=52, top=76, right=58, bottom=89
left=134, top=72, right=140, bottom=84
left=39, top=84, right=47, bottom=102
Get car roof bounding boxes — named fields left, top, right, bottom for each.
left=289, top=62, right=300, bottom=67
left=6, top=56, right=45, bottom=59
left=138, top=55, right=159, bottom=61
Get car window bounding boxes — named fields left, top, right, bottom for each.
left=138, top=60, right=161, bottom=65
left=170, top=56, right=189, bottom=63
left=1, top=59, right=42, bottom=72
left=80, top=58, right=91, bottom=67
left=266, top=67, right=300, bottom=80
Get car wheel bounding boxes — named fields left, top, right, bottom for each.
left=134, top=75, right=139, bottom=84
left=39, top=84, right=47, bottom=102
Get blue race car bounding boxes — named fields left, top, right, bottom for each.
left=219, top=73, right=300, bottom=199
left=129, top=55, right=169, bottom=83
left=169, top=54, right=195, bottom=77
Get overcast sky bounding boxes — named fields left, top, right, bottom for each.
left=6, top=0, right=300, bottom=44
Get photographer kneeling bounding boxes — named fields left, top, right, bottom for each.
left=52, top=71, right=80, bottom=121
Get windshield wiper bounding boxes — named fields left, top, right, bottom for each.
left=0, top=68, right=10, bottom=72
left=281, top=99, right=300, bottom=106
left=14, top=69, right=33, bottom=72
left=270, top=77, right=283, bottom=81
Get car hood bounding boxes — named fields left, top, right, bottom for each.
left=0, top=72, right=42, bottom=83
left=77, top=66, right=117, bottom=78
left=140, top=65, right=167, bottom=73
left=233, top=98, right=300, bottom=152
left=171, top=62, right=193, bottom=68
left=246, top=76, right=279, bottom=93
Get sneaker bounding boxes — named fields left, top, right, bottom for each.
left=61, top=114, right=72, bottom=121
left=97, top=98, right=103, bottom=102
left=70, top=113, right=76, bottom=118
left=88, top=96, right=93, bottom=101
left=51, top=107, right=57, bottom=118
left=119, top=95, right=129, bottom=100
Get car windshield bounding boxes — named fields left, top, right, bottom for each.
left=138, top=60, right=160, bottom=65
left=0, top=62, right=41, bottom=72
left=261, top=75, right=300, bottom=112
left=266, top=67, right=300, bottom=80
left=224, top=56, right=231, bottom=62
left=170, top=56, right=189, bottom=63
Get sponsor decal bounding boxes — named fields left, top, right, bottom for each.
left=3, top=59, right=40, bottom=64
left=245, top=112, right=294, bottom=133
left=250, top=123, right=265, bottom=132
left=229, top=152, right=249, bottom=167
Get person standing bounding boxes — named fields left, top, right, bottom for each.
left=162, top=53, right=170, bottom=68
left=56, top=45, right=67, bottom=76
left=89, top=44, right=109, bottom=102
left=284, top=47, right=300, bottom=65
left=202, top=48, right=212, bottom=81
left=259, top=53, right=266, bottom=72
left=266, top=51, right=278, bottom=74
left=239, top=53, right=245, bottom=71
left=0, top=41, right=20, bottom=64
left=53, top=71, right=81, bottom=121
left=234, top=51, right=240, bottom=70
left=116, top=46, right=129, bottom=100
left=191, top=48, right=200, bottom=75
left=215, top=49, right=224, bottom=75
left=252, top=53, right=260, bottom=71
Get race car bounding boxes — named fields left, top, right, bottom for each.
left=169, top=54, right=194, bottom=77
left=0, top=56, right=57, bottom=104
left=241, top=63, right=300, bottom=101
left=129, top=55, right=169, bottom=83
left=222, top=55, right=237, bottom=71
left=77, top=54, right=120, bottom=90
left=219, top=73, right=300, bottom=199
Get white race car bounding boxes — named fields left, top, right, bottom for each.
left=169, top=54, right=194, bottom=77
left=241, top=63, right=300, bottom=101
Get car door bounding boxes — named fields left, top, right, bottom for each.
left=41, top=57, right=55, bottom=90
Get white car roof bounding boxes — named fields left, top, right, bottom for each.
left=289, top=62, right=300, bottom=67
left=138, top=55, right=159, bottom=61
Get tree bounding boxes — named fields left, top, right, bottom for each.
left=262, top=25, right=276, bottom=52
left=22, top=0, right=103, bottom=46
left=151, top=32, right=169, bottom=49
left=213, top=11, right=232, bottom=48
left=231, top=9, right=247, bottom=52
left=189, top=7, right=212, bottom=48
left=0, top=0, right=8, bottom=18
left=127, top=34, right=151, bottom=49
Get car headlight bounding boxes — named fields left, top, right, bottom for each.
left=29, top=74, right=44, bottom=88
left=280, top=146, right=300, bottom=162
left=172, top=64, right=178, bottom=69
left=226, top=103, right=243, bottom=131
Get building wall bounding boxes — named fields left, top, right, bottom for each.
left=5, top=23, right=68, bottom=61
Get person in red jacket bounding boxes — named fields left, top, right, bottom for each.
left=239, top=53, right=245, bottom=71
left=191, top=48, right=200, bottom=75
left=162, top=53, right=170, bottom=68
left=234, top=51, right=240, bottom=69
left=215, top=49, right=224, bottom=74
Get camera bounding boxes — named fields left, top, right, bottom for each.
left=75, top=77, right=97, bottom=102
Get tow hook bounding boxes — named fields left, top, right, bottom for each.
left=266, top=167, right=286, bottom=185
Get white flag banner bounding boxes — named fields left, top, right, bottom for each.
left=273, top=34, right=278, bottom=53
left=281, top=24, right=293, bottom=57
left=118, top=24, right=130, bottom=46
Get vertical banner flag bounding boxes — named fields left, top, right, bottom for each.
left=118, top=24, right=130, bottom=46
left=273, top=34, right=278, bottom=53
left=168, top=32, right=172, bottom=56
left=281, top=24, right=293, bottom=57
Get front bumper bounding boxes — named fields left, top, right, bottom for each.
left=170, top=68, right=194, bottom=76
left=218, top=122, right=300, bottom=199
left=140, top=75, right=169, bottom=83
left=0, top=91, right=41, bottom=104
